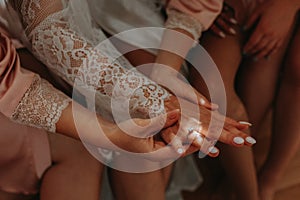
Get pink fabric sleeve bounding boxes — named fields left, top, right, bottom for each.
left=165, top=0, right=223, bottom=39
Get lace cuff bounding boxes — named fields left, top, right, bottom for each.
left=165, top=9, right=203, bottom=40
left=12, top=75, right=71, bottom=133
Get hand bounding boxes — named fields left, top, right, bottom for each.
left=162, top=96, right=256, bottom=157
left=210, top=3, right=238, bottom=38
left=243, top=0, right=298, bottom=59
left=151, top=66, right=218, bottom=110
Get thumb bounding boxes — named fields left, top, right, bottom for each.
left=131, top=109, right=180, bottom=138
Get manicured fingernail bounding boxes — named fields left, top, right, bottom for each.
left=198, top=151, right=207, bottom=159
left=177, top=148, right=184, bottom=154
left=233, top=137, right=245, bottom=145
left=246, top=137, right=257, bottom=145
left=209, top=146, right=219, bottom=154
left=196, top=135, right=204, bottom=144
left=230, top=18, right=238, bottom=24
left=229, top=28, right=236, bottom=35
left=239, top=121, right=252, bottom=126
left=199, top=98, right=206, bottom=105
left=219, top=32, right=226, bottom=38
left=212, top=103, right=219, bottom=109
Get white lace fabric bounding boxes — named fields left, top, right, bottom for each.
left=12, top=75, right=71, bottom=133
left=7, top=0, right=171, bottom=121
left=165, top=9, right=203, bottom=40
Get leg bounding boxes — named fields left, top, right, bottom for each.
left=190, top=29, right=259, bottom=200
left=110, top=165, right=173, bottom=200
left=258, top=24, right=300, bottom=200
left=40, top=133, right=103, bottom=200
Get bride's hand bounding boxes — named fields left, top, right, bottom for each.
left=162, top=96, right=256, bottom=157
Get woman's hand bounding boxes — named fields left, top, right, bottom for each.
left=210, top=3, right=238, bottom=38
left=162, top=96, right=256, bottom=157
left=151, top=66, right=218, bottom=110
left=243, top=0, right=298, bottom=60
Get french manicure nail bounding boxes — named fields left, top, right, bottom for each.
left=196, top=135, right=204, bottom=144
left=229, top=28, right=236, bottom=35
left=230, top=18, right=238, bottom=24
left=233, top=137, right=245, bottom=145
left=246, top=137, right=257, bottom=145
left=209, top=146, right=219, bottom=154
left=198, top=151, right=207, bottom=159
left=177, top=148, right=184, bottom=154
left=239, top=121, right=252, bottom=126
left=219, top=32, right=226, bottom=38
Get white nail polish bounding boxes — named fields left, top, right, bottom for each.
left=233, top=137, right=245, bottom=145
left=196, top=135, right=204, bottom=144
left=246, top=137, right=257, bottom=144
left=239, top=121, right=252, bottom=126
left=229, top=28, right=236, bottom=34
left=208, top=146, right=218, bottom=154
left=199, top=98, right=206, bottom=105
left=219, top=32, right=226, bottom=38
left=230, top=18, right=238, bottom=24
left=177, top=148, right=184, bottom=154
left=198, top=151, right=207, bottom=159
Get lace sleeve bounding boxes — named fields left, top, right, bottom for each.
left=165, top=0, right=223, bottom=39
left=165, top=9, right=203, bottom=40
left=12, top=75, right=71, bottom=133
left=11, top=0, right=170, bottom=120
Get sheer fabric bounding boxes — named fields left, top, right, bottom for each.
left=8, top=0, right=170, bottom=122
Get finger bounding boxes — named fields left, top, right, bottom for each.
left=221, top=126, right=257, bottom=147
left=187, top=130, right=204, bottom=148
left=161, top=127, right=185, bottom=155
left=133, top=109, right=180, bottom=137
left=248, top=36, right=271, bottom=55
left=255, top=40, right=277, bottom=60
left=210, top=25, right=226, bottom=38
left=244, top=8, right=261, bottom=30
left=195, top=89, right=219, bottom=110
left=216, top=16, right=236, bottom=35
left=199, top=138, right=219, bottom=158
left=243, top=31, right=264, bottom=54
left=265, top=41, right=281, bottom=59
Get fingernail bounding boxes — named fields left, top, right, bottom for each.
left=212, top=103, right=219, bottom=109
left=177, top=148, right=184, bottom=154
left=233, top=137, right=245, bottom=145
left=229, top=28, right=236, bottom=35
left=198, top=151, right=207, bottom=158
left=230, top=18, right=238, bottom=24
left=208, top=146, right=219, bottom=154
left=246, top=136, right=257, bottom=145
left=219, top=32, right=226, bottom=38
left=196, top=135, right=204, bottom=144
left=199, top=98, right=206, bottom=105
left=239, top=121, right=252, bottom=126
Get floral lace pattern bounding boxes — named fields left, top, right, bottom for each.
left=12, top=75, right=71, bottom=133
left=13, top=0, right=170, bottom=120
left=165, top=9, right=203, bottom=39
